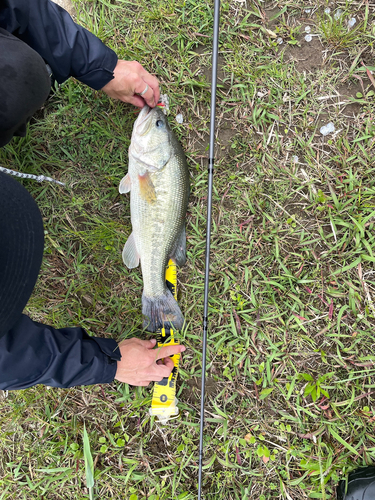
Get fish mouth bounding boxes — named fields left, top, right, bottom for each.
left=136, top=105, right=152, bottom=126
left=134, top=105, right=155, bottom=137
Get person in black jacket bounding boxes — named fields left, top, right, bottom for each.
left=0, top=0, right=185, bottom=390
left=0, top=0, right=160, bottom=139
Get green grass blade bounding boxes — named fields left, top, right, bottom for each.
left=83, top=423, right=95, bottom=496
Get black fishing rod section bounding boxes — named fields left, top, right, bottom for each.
left=198, top=0, right=220, bottom=498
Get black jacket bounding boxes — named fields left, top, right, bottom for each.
left=0, top=0, right=122, bottom=390
left=0, top=315, right=121, bottom=390
left=0, top=0, right=118, bottom=89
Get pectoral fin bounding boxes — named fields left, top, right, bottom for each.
left=139, top=172, right=156, bottom=203
left=122, top=232, right=140, bottom=269
left=119, top=173, right=131, bottom=194
left=170, top=226, right=187, bottom=266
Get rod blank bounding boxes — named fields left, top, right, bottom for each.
left=198, top=1, right=220, bottom=498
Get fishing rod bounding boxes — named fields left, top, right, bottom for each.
left=198, top=0, right=220, bottom=498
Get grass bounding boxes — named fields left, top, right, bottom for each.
left=1, top=0, right=375, bottom=498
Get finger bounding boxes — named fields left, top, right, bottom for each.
left=135, top=338, right=157, bottom=348
left=134, top=80, right=156, bottom=108
left=141, top=85, right=155, bottom=108
left=134, top=78, right=149, bottom=96
left=137, top=381, right=152, bottom=387
left=141, top=74, right=160, bottom=107
left=149, top=357, right=175, bottom=379
left=123, top=337, right=157, bottom=348
left=139, top=338, right=157, bottom=348
left=154, top=362, right=174, bottom=379
left=155, top=344, right=186, bottom=361
left=127, top=94, right=148, bottom=108
left=161, top=356, right=175, bottom=371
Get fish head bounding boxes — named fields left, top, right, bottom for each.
left=130, top=106, right=173, bottom=172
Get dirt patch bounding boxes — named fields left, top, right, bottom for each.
left=283, top=35, right=323, bottom=73
left=337, top=79, right=372, bottom=115
left=362, top=50, right=375, bottom=66
left=181, top=376, right=220, bottom=404
left=265, top=7, right=283, bottom=29
left=186, top=47, right=238, bottom=158
left=147, top=434, right=167, bottom=456
left=200, top=55, right=227, bottom=86
left=312, top=77, right=372, bottom=118
left=186, top=124, right=237, bottom=159
left=217, top=120, right=237, bottom=157
left=185, top=120, right=209, bottom=158
left=191, top=45, right=227, bottom=86
left=338, top=79, right=371, bottom=98
left=185, top=118, right=237, bottom=159
left=218, top=121, right=236, bottom=148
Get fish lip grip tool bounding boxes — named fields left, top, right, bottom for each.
left=149, top=260, right=181, bottom=424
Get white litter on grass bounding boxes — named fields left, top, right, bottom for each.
left=334, top=9, right=343, bottom=20
left=305, top=25, right=311, bottom=33
left=292, top=155, right=299, bottom=163
left=305, top=34, right=313, bottom=42
left=324, top=7, right=331, bottom=14
left=348, top=17, right=356, bottom=29
left=0, top=390, right=8, bottom=400
left=277, top=37, right=283, bottom=45
left=176, top=113, right=184, bottom=124
left=320, top=122, right=335, bottom=136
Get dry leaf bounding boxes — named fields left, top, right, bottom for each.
left=264, top=28, right=277, bottom=38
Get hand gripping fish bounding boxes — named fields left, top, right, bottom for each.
left=119, top=105, right=190, bottom=332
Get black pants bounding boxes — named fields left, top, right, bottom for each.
left=0, top=28, right=50, bottom=147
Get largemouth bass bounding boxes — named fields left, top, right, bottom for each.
left=119, top=105, right=189, bottom=332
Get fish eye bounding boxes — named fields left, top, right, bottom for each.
left=155, top=120, right=164, bottom=128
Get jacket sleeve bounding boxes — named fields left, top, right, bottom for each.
left=0, top=0, right=118, bottom=89
left=0, top=314, right=121, bottom=390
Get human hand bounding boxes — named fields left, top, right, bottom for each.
left=115, top=337, right=185, bottom=386
left=101, top=60, right=160, bottom=108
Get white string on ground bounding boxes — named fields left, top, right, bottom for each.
left=358, top=263, right=375, bottom=317
left=0, top=166, right=65, bottom=186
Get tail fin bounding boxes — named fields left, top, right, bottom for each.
left=142, top=289, right=184, bottom=332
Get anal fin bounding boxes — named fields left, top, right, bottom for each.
left=170, top=226, right=186, bottom=267
left=122, top=232, right=140, bottom=269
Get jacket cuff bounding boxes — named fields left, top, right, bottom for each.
left=74, top=50, right=118, bottom=90
left=90, top=335, right=121, bottom=383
